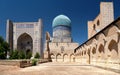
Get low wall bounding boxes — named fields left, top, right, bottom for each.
left=0, top=60, right=21, bottom=66
left=0, top=60, right=31, bottom=68
left=38, top=59, right=50, bottom=63
left=0, top=59, right=49, bottom=68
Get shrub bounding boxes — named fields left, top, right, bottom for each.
left=34, top=52, right=40, bottom=59
left=31, top=58, right=38, bottom=66
left=9, top=50, right=19, bottom=59
left=18, top=50, right=25, bottom=59
left=0, top=51, right=6, bottom=59
left=26, top=52, right=32, bottom=59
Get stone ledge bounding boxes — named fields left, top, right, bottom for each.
left=0, top=59, right=50, bottom=68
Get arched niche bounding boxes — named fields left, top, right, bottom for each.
left=98, top=44, right=104, bottom=53
left=50, top=53, right=55, bottom=58
left=50, top=53, right=55, bottom=62
left=17, top=33, right=33, bottom=55
left=70, top=53, right=75, bottom=62
left=108, top=40, right=118, bottom=54
left=63, top=53, right=68, bottom=62
left=97, top=44, right=105, bottom=59
left=56, top=53, right=62, bottom=62
left=92, top=47, right=96, bottom=54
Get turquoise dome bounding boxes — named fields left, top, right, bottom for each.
left=52, top=15, right=71, bottom=28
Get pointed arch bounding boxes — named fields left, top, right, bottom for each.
left=108, top=40, right=118, bottom=54
left=63, top=53, right=68, bottom=56
left=50, top=53, right=55, bottom=56
left=98, top=44, right=104, bottom=53
left=104, top=25, right=119, bottom=36
left=63, top=53, right=68, bottom=62
left=96, top=33, right=106, bottom=41
left=56, top=53, right=62, bottom=62
left=107, top=39, right=119, bottom=60
left=70, top=53, right=75, bottom=62
left=92, top=47, right=96, bottom=54
left=50, top=53, right=55, bottom=62
left=56, top=53, right=61, bottom=56
left=17, top=33, right=33, bottom=55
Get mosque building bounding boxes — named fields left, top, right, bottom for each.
left=44, top=15, right=79, bottom=62
left=6, top=1, right=120, bottom=70
left=6, top=19, right=43, bottom=56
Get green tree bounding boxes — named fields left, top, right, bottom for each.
left=34, top=52, right=40, bottom=59
left=0, top=36, right=10, bottom=59
left=0, top=36, right=4, bottom=43
left=2, top=41, right=10, bottom=57
left=0, top=47, right=6, bottom=59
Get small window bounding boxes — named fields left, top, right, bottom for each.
left=93, top=24, right=96, bottom=30
left=97, top=20, right=100, bottom=26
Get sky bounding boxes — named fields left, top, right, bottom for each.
left=0, top=0, right=120, bottom=44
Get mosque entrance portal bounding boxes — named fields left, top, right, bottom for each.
left=17, top=33, right=33, bottom=54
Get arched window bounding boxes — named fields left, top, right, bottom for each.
left=93, top=24, right=96, bottom=30
left=97, top=20, right=100, bottom=26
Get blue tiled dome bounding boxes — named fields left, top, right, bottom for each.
left=52, top=15, right=71, bottom=28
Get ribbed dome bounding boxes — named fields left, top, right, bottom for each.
left=52, top=15, right=71, bottom=28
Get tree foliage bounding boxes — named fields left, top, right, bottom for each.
left=26, top=51, right=32, bottom=59
left=0, top=36, right=10, bottom=59
left=34, top=52, right=40, bottom=59
left=31, top=58, right=38, bottom=66
left=10, top=50, right=31, bottom=59
left=18, top=50, right=26, bottom=59
left=9, top=50, right=19, bottom=59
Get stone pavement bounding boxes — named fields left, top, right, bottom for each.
left=0, top=62, right=119, bottom=75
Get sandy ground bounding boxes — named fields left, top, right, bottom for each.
left=0, top=62, right=119, bottom=75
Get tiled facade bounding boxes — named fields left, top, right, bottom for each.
left=6, top=19, right=43, bottom=56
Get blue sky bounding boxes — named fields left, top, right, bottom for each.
left=0, top=0, right=120, bottom=44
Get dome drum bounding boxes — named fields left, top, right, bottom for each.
left=52, top=14, right=72, bottom=43
left=53, top=25, right=71, bottom=32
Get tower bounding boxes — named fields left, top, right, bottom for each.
left=88, top=2, right=114, bottom=39
left=100, top=2, right=114, bottom=29
left=6, top=20, right=13, bottom=50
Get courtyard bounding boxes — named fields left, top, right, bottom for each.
left=0, top=62, right=119, bottom=75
